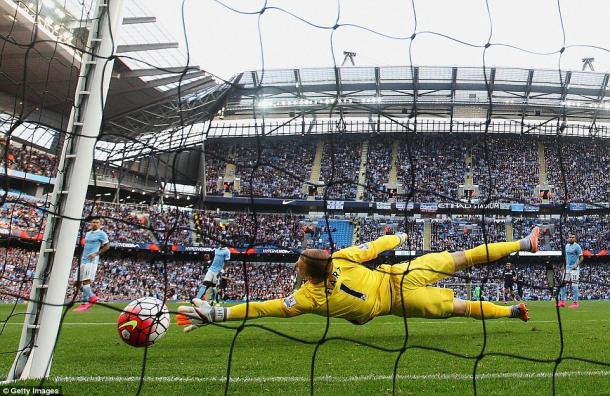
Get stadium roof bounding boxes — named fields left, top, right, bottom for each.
left=0, top=0, right=224, bottom=146
left=224, top=66, right=610, bottom=125
left=2, top=0, right=610, bottom=160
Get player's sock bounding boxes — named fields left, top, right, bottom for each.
left=196, top=286, right=205, bottom=300
left=82, top=285, right=92, bottom=302
left=204, top=287, right=213, bottom=302
left=211, top=288, right=217, bottom=303
left=572, top=285, right=579, bottom=302
left=465, top=301, right=512, bottom=319
left=464, top=241, right=521, bottom=266
left=559, top=285, right=567, bottom=301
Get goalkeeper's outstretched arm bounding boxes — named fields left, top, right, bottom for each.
left=177, top=296, right=311, bottom=333
left=332, top=233, right=407, bottom=263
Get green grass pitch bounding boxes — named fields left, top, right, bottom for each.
left=0, top=301, right=609, bottom=395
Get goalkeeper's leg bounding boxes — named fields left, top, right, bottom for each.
left=453, top=298, right=529, bottom=322
left=451, top=227, right=539, bottom=272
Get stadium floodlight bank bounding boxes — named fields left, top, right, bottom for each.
left=6, top=0, right=125, bottom=381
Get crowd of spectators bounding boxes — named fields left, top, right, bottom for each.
left=150, top=207, right=192, bottom=245
left=204, top=143, right=229, bottom=196
left=0, top=193, right=46, bottom=235
left=544, top=137, right=610, bottom=204
left=471, top=136, right=540, bottom=203
left=438, top=262, right=610, bottom=301
left=0, top=247, right=37, bottom=303
left=318, top=140, right=361, bottom=200
left=1, top=192, right=607, bottom=253
left=359, top=217, right=424, bottom=251
left=84, top=201, right=154, bottom=244
left=222, top=212, right=305, bottom=249
left=396, top=134, right=468, bottom=202
left=190, top=210, right=309, bottom=249
left=1, top=134, right=608, bottom=205
left=512, top=216, right=609, bottom=252
left=199, top=134, right=608, bottom=204
left=0, top=139, right=56, bottom=178
left=363, top=141, right=392, bottom=202
left=233, top=140, right=314, bottom=199
left=431, top=218, right=507, bottom=251
left=221, top=262, right=295, bottom=301
left=192, top=211, right=224, bottom=246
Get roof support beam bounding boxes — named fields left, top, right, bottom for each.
left=112, top=72, right=209, bottom=95
left=122, top=16, right=156, bottom=25
left=107, top=78, right=220, bottom=121
left=486, top=67, right=496, bottom=98
left=560, top=71, right=572, bottom=102
left=251, top=71, right=259, bottom=88
left=115, top=66, right=200, bottom=79
left=294, top=69, right=303, bottom=98
left=116, top=42, right=179, bottom=53
left=520, top=69, right=535, bottom=132
left=334, top=67, right=342, bottom=97
left=374, top=67, right=381, bottom=97
left=412, top=66, right=419, bottom=103
left=450, top=67, right=457, bottom=132
left=589, top=73, right=610, bottom=135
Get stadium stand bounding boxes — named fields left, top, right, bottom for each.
left=363, top=141, right=393, bottom=202
left=359, top=217, right=424, bottom=251
left=312, top=218, right=354, bottom=249
left=430, top=218, right=507, bottom=251
left=0, top=138, right=56, bottom=178
left=396, top=134, right=468, bottom=202
left=234, top=139, right=315, bottom=199
left=204, top=142, right=229, bottom=196
left=318, top=140, right=361, bottom=200
left=471, top=136, right=540, bottom=203
left=544, top=137, right=610, bottom=203
left=1, top=134, right=609, bottom=205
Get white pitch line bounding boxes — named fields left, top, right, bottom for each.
left=3, top=319, right=610, bottom=326
left=51, top=370, right=610, bottom=384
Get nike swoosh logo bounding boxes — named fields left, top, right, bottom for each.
left=282, top=200, right=296, bottom=205
left=118, top=319, right=138, bottom=330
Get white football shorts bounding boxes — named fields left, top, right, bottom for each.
left=562, top=268, right=580, bottom=283
left=77, top=262, right=98, bottom=282
left=203, top=269, right=220, bottom=284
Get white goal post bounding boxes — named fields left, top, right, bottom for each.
left=7, top=0, right=124, bottom=381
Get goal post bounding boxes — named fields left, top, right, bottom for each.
left=7, top=0, right=124, bottom=381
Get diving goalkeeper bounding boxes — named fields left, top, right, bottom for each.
left=177, top=228, right=539, bottom=331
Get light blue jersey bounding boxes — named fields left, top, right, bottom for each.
left=565, top=242, right=583, bottom=270
left=209, top=247, right=231, bottom=272
left=82, top=229, right=109, bottom=265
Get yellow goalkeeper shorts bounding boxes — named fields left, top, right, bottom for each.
left=378, top=251, right=456, bottom=319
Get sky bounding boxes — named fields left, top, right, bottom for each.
left=140, top=0, right=610, bottom=81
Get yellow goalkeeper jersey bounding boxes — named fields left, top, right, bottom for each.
left=228, top=235, right=401, bottom=324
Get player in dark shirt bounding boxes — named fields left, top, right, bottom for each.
left=515, top=274, right=524, bottom=301
left=503, top=262, right=516, bottom=303
left=545, top=260, right=555, bottom=298
left=215, top=271, right=228, bottom=305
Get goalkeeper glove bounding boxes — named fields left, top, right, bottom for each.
left=176, top=298, right=213, bottom=333
left=395, top=232, right=408, bottom=245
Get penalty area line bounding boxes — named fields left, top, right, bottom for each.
left=52, top=370, right=610, bottom=384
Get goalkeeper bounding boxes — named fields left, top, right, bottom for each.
left=177, top=228, right=539, bottom=331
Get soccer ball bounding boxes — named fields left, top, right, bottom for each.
left=117, top=297, right=170, bottom=347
